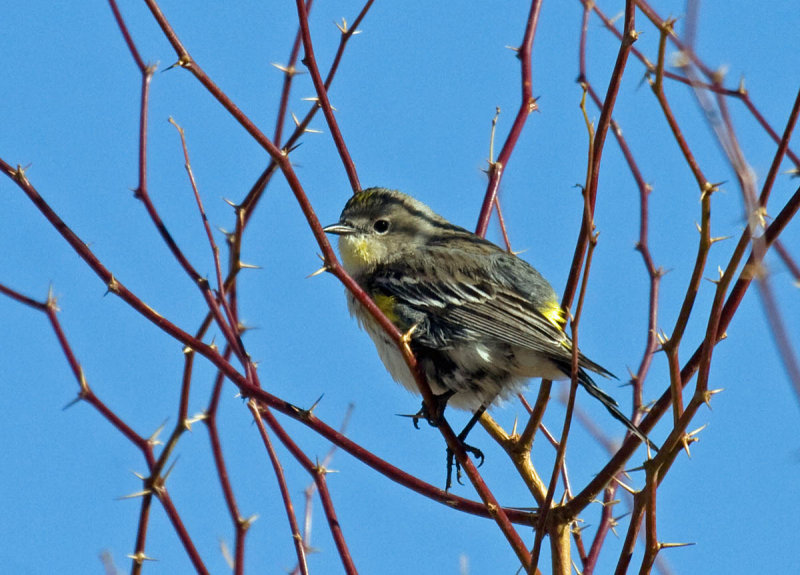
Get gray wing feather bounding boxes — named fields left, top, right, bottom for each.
left=370, top=249, right=574, bottom=362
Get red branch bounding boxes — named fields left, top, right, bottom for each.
left=475, top=0, right=543, bottom=237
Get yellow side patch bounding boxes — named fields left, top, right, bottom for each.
left=541, top=300, right=566, bottom=329
left=373, top=293, right=400, bottom=324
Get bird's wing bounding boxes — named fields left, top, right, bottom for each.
left=370, top=249, right=656, bottom=450
left=369, top=249, right=572, bottom=360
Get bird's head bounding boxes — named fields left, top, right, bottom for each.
left=324, top=187, right=454, bottom=276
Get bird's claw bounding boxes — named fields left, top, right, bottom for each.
left=406, top=390, right=455, bottom=429
left=445, top=441, right=485, bottom=490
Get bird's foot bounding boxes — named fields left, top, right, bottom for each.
left=445, top=440, right=485, bottom=490
left=410, top=390, right=455, bottom=429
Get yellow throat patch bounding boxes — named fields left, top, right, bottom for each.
left=339, top=235, right=375, bottom=273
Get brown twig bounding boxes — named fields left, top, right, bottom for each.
left=563, top=0, right=637, bottom=307
left=254, top=404, right=359, bottom=574
left=0, top=283, right=210, bottom=574
left=293, top=0, right=365, bottom=192
left=289, top=404, right=354, bottom=575
left=248, top=401, right=309, bottom=575
left=475, top=0, right=543, bottom=237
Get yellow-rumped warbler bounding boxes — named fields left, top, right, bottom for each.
left=324, top=187, right=653, bottom=451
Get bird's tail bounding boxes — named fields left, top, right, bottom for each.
left=573, top=367, right=658, bottom=451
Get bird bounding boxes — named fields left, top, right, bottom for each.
left=323, top=187, right=655, bottom=476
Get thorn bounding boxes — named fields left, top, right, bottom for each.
left=659, top=541, right=696, bottom=549
left=238, top=261, right=261, bottom=270
left=749, top=206, right=768, bottom=231
left=127, top=551, right=157, bottom=563
left=680, top=433, right=696, bottom=457
left=237, top=321, right=255, bottom=334
left=46, top=285, right=60, bottom=311
left=291, top=111, right=324, bottom=134
left=611, top=476, right=637, bottom=496
left=400, top=322, right=420, bottom=355
left=687, top=423, right=708, bottom=438
left=12, top=163, right=32, bottom=185
left=118, top=489, right=152, bottom=500
left=704, top=388, right=724, bottom=408
left=306, top=264, right=329, bottom=278
left=106, top=275, right=120, bottom=295
left=62, top=395, right=83, bottom=411
left=162, top=458, right=179, bottom=484
left=613, top=510, right=632, bottom=522
left=185, top=411, right=208, bottom=428
left=219, top=539, right=234, bottom=569
left=711, top=64, right=728, bottom=86
left=270, top=62, right=298, bottom=76
left=284, top=142, right=304, bottom=157
left=240, top=514, right=259, bottom=530
left=307, top=393, right=325, bottom=414
left=609, top=511, right=630, bottom=537
left=702, top=181, right=724, bottom=199
left=624, top=462, right=647, bottom=473
left=705, top=267, right=726, bottom=285
left=336, top=18, right=348, bottom=34
left=131, top=470, right=146, bottom=481
left=608, top=516, right=620, bottom=537
left=313, top=458, right=329, bottom=476
left=148, top=419, right=168, bottom=446
left=571, top=522, right=591, bottom=535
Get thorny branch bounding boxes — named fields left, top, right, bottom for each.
left=2, top=2, right=799, bottom=574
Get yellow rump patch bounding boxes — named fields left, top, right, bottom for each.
left=541, top=300, right=566, bottom=329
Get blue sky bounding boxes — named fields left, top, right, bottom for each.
left=2, top=1, right=799, bottom=573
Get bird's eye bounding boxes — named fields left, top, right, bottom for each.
left=373, top=219, right=390, bottom=234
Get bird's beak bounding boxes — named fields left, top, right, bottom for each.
left=322, top=222, right=356, bottom=235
